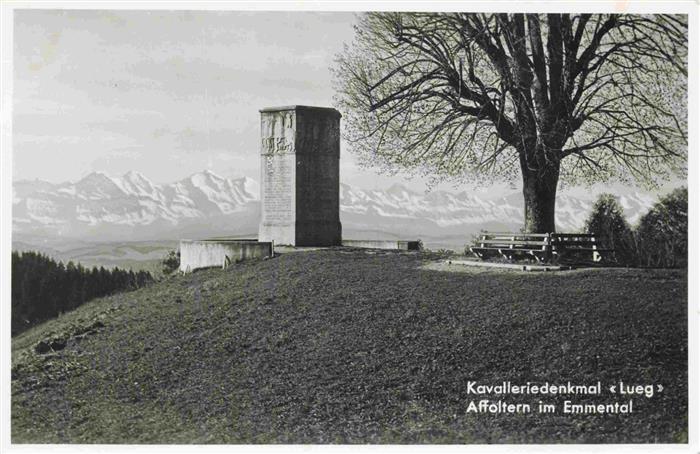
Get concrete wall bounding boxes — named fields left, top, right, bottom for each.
left=179, top=239, right=273, bottom=273
left=341, top=239, right=421, bottom=251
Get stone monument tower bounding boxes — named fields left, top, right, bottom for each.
left=258, top=105, right=342, bottom=246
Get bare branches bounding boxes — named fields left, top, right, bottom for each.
left=332, top=12, right=688, bottom=187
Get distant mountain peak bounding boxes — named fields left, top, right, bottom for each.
left=201, top=169, right=225, bottom=180
left=80, top=171, right=112, bottom=181
left=74, top=171, right=125, bottom=197
left=124, top=170, right=149, bottom=181
left=386, top=182, right=414, bottom=196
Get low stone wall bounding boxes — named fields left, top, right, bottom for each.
left=179, top=239, right=273, bottom=273
left=341, top=239, right=421, bottom=251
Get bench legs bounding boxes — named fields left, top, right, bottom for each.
left=530, top=251, right=546, bottom=263
left=494, top=249, right=548, bottom=263
left=469, top=247, right=485, bottom=259
left=498, top=249, right=513, bottom=261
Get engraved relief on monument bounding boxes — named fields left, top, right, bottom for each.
left=261, top=111, right=295, bottom=154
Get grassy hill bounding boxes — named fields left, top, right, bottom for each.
left=11, top=249, right=687, bottom=443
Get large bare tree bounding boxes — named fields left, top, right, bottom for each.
left=333, top=13, right=687, bottom=232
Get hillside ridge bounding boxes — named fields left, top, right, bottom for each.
left=11, top=250, right=688, bottom=443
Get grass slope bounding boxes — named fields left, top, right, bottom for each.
left=11, top=250, right=687, bottom=443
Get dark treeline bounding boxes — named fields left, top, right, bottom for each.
left=585, top=187, right=688, bottom=268
left=12, top=251, right=154, bottom=336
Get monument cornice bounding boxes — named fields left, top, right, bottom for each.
left=261, top=152, right=340, bottom=157
left=259, top=105, right=342, bottom=117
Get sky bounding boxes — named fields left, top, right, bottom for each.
left=11, top=9, right=686, bottom=198
left=13, top=9, right=428, bottom=190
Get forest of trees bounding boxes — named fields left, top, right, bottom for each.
left=11, top=251, right=154, bottom=336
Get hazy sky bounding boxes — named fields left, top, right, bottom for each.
left=14, top=9, right=426, bottom=190
left=12, top=9, right=685, bottom=197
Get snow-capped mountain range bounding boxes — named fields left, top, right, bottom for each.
left=13, top=170, right=658, bottom=244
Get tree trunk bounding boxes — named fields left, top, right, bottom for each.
left=521, top=162, right=560, bottom=233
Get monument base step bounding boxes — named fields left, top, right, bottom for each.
left=341, top=239, right=421, bottom=251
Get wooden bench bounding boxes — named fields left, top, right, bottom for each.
left=470, top=232, right=553, bottom=263
left=551, top=233, right=615, bottom=263
left=470, top=232, right=615, bottom=264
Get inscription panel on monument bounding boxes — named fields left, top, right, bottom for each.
left=261, top=110, right=295, bottom=224
left=262, top=154, right=293, bottom=223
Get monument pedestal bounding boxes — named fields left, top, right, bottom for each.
left=258, top=105, right=342, bottom=246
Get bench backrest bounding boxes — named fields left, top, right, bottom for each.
left=551, top=233, right=599, bottom=249
left=476, top=232, right=551, bottom=250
